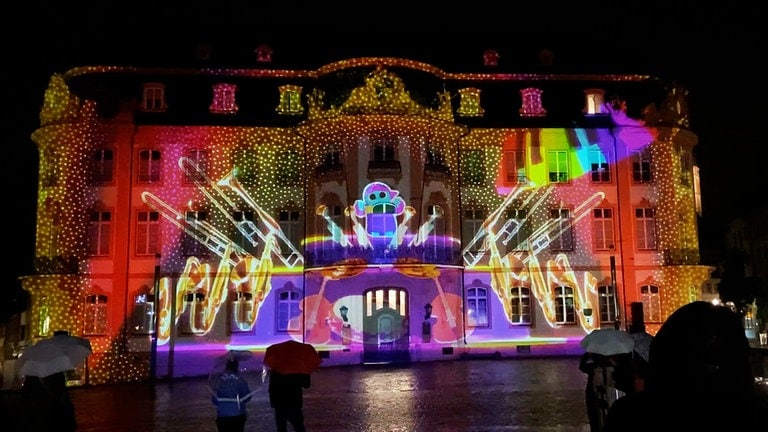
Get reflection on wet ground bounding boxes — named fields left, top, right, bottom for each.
left=3, top=356, right=592, bottom=432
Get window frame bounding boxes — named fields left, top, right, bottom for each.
left=88, top=210, right=112, bottom=257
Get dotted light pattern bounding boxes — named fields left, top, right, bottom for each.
left=22, top=61, right=708, bottom=384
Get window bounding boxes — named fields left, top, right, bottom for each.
left=592, top=208, right=614, bottom=251
left=91, top=148, right=114, bottom=185
left=597, top=285, right=618, bottom=323
left=137, top=149, right=162, bottom=184
left=83, top=294, right=108, bottom=336
left=462, top=150, right=485, bottom=186
left=231, top=291, right=255, bottom=332
left=503, top=208, right=531, bottom=252
left=47, top=203, right=62, bottom=257
left=423, top=204, right=447, bottom=260
left=278, top=209, right=302, bottom=251
left=232, top=210, right=259, bottom=256
left=693, top=165, right=702, bottom=214
left=426, top=148, right=445, bottom=166
left=589, top=149, right=610, bottom=183
left=209, top=83, right=239, bottom=114
left=635, top=207, right=657, bottom=250
left=42, top=148, right=59, bottom=187
left=509, top=286, right=532, bottom=324
left=317, top=203, right=344, bottom=240
left=549, top=208, right=574, bottom=251
left=276, top=84, right=304, bottom=115
left=372, top=137, right=397, bottom=162
left=277, top=150, right=301, bottom=185
left=547, top=150, right=569, bottom=183
left=131, top=291, right=155, bottom=335
left=640, top=284, right=662, bottom=322
left=141, top=82, right=167, bottom=112
left=183, top=210, right=209, bottom=257
left=88, top=210, right=112, bottom=257
left=183, top=149, right=208, bottom=185
left=631, top=148, right=653, bottom=183
left=180, top=291, right=205, bottom=334
left=679, top=148, right=692, bottom=187
left=504, top=150, right=526, bottom=184
left=136, top=210, right=160, bottom=256
left=583, top=89, right=606, bottom=115
left=466, top=286, right=489, bottom=327
left=456, top=88, right=484, bottom=117
left=554, top=286, right=576, bottom=324
left=462, top=207, right=486, bottom=252
left=231, top=145, right=258, bottom=186
left=277, top=289, right=302, bottom=332
left=519, top=87, right=546, bottom=117
left=322, top=147, right=341, bottom=167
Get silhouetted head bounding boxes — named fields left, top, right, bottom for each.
left=647, top=301, right=755, bottom=427
left=225, top=359, right=239, bottom=373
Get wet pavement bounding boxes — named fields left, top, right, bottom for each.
left=2, top=356, right=591, bottom=431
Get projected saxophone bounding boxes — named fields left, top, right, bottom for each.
left=142, top=158, right=300, bottom=340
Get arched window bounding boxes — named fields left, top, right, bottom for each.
left=466, top=286, right=489, bottom=327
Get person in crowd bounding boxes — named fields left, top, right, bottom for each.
left=268, top=370, right=311, bottom=432
left=579, top=351, right=608, bottom=432
left=211, top=359, right=252, bottom=432
left=19, top=371, right=77, bottom=432
left=604, top=301, right=768, bottom=431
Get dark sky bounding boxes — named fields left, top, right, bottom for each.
left=5, top=2, right=765, bottom=284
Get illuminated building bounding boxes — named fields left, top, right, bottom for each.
left=10, top=50, right=712, bottom=385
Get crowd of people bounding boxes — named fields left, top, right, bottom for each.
left=581, top=301, right=768, bottom=432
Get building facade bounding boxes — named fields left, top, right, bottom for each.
left=6, top=51, right=713, bottom=386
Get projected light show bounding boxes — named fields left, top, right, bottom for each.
left=16, top=56, right=711, bottom=385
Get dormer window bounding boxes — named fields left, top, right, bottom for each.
left=483, top=49, right=500, bottom=67
left=519, top=88, right=546, bottom=117
left=209, top=83, right=239, bottom=114
left=276, top=85, right=304, bottom=115
left=141, top=82, right=167, bottom=112
left=584, top=89, right=607, bottom=115
left=255, top=44, right=273, bottom=63
left=457, top=88, right=484, bottom=117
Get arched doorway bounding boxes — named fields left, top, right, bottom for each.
left=362, top=286, right=410, bottom=363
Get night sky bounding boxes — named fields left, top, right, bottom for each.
left=6, top=2, right=764, bottom=286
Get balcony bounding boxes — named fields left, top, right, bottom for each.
left=367, top=160, right=402, bottom=179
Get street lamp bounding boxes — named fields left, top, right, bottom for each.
left=422, top=303, right=433, bottom=343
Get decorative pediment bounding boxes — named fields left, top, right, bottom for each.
left=341, top=67, right=425, bottom=115
left=307, top=67, right=452, bottom=121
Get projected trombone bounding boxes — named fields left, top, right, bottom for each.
left=462, top=184, right=553, bottom=268
left=178, top=157, right=304, bottom=268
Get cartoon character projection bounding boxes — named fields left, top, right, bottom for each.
left=353, top=182, right=406, bottom=238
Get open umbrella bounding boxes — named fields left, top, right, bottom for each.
left=580, top=328, right=635, bottom=357
left=630, top=331, right=653, bottom=362
left=263, top=340, right=322, bottom=375
left=16, top=333, right=92, bottom=378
